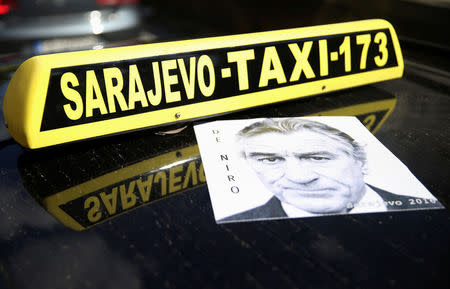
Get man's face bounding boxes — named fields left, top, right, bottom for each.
left=243, top=129, right=366, bottom=214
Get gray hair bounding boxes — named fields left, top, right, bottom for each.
left=237, top=118, right=366, bottom=165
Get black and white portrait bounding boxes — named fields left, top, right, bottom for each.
left=194, top=117, right=443, bottom=223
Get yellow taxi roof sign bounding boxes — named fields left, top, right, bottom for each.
left=3, top=19, right=403, bottom=149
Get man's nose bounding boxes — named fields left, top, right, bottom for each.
left=284, top=158, right=319, bottom=184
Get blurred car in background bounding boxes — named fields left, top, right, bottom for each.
left=0, top=0, right=144, bottom=55
left=0, top=0, right=151, bottom=143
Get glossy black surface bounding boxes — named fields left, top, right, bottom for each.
left=1, top=67, right=449, bottom=288
left=1, top=1, right=449, bottom=288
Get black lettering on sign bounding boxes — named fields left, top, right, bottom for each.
left=59, top=159, right=205, bottom=227
left=41, top=29, right=398, bottom=131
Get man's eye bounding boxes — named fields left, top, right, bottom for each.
left=306, top=156, right=331, bottom=161
left=259, top=157, right=283, bottom=164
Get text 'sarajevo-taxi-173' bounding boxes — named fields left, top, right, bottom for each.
left=3, top=19, right=403, bottom=149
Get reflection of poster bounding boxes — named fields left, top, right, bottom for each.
left=194, top=117, right=444, bottom=223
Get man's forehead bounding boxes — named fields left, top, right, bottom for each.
left=242, top=130, right=353, bottom=155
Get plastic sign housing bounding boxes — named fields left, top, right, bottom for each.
left=3, top=19, right=404, bottom=148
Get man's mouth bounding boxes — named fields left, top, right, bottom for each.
left=281, top=187, right=336, bottom=198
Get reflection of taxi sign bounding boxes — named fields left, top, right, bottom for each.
left=42, top=146, right=204, bottom=230
left=4, top=19, right=403, bottom=148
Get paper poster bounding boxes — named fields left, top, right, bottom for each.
left=194, top=117, right=444, bottom=223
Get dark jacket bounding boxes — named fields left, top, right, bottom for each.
left=220, top=184, right=442, bottom=222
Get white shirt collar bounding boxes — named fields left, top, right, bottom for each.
left=348, top=185, right=388, bottom=214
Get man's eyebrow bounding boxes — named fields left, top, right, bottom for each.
left=294, top=151, right=335, bottom=157
left=247, top=152, right=281, bottom=157
left=247, top=151, right=337, bottom=157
